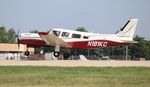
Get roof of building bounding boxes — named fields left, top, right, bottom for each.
left=0, top=43, right=34, bottom=52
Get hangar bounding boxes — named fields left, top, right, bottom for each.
left=0, top=43, right=34, bottom=60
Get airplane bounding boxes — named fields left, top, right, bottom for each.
left=17, top=18, right=138, bottom=59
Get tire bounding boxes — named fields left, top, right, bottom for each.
left=54, top=51, right=60, bottom=57
left=24, top=51, right=30, bottom=56
left=63, top=53, right=70, bottom=60
left=40, top=50, right=45, bottom=54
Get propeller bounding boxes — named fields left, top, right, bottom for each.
left=16, top=29, right=20, bottom=49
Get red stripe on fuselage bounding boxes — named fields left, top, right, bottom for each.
left=20, top=39, right=129, bottom=48
left=20, top=39, right=46, bottom=47
left=67, top=40, right=128, bottom=49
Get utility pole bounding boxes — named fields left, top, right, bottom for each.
left=88, top=49, right=89, bottom=57
left=125, top=46, right=128, bottom=60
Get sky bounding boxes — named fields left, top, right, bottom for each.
left=0, top=0, right=150, bottom=40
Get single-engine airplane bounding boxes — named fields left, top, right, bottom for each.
left=17, top=18, right=138, bottom=59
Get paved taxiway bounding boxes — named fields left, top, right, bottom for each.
left=0, top=60, right=150, bottom=67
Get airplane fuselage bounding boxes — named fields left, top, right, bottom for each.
left=18, top=19, right=138, bottom=58
left=19, top=28, right=129, bottom=48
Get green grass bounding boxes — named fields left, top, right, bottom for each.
left=0, top=66, right=150, bottom=87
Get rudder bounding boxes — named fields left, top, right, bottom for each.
left=116, top=19, right=138, bottom=38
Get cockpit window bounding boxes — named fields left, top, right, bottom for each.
left=62, top=32, right=69, bottom=37
left=52, top=30, right=61, bottom=36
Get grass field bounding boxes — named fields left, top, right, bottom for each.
left=0, top=66, right=150, bottom=87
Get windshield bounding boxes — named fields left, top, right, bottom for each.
left=52, top=30, right=61, bottom=37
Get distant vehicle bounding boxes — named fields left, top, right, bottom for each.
left=5, top=53, right=14, bottom=60
left=17, top=19, right=138, bottom=59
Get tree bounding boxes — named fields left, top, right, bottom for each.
left=144, top=40, right=150, bottom=60
left=76, top=27, right=88, bottom=32
left=7, top=28, right=16, bottom=43
left=129, top=35, right=150, bottom=60
left=0, top=27, right=7, bottom=43
left=0, top=27, right=16, bottom=43
left=30, top=29, right=39, bottom=33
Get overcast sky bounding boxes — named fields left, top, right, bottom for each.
left=0, top=0, right=150, bottom=40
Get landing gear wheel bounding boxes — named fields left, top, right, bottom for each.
left=54, top=51, right=60, bottom=57
left=24, top=51, right=30, bottom=56
left=63, top=53, right=70, bottom=60
left=40, top=50, right=45, bottom=54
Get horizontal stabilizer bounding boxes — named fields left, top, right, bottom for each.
left=123, top=41, right=139, bottom=44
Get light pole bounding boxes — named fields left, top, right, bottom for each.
left=125, top=46, right=128, bottom=60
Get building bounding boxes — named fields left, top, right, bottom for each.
left=0, top=43, right=34, bottom=60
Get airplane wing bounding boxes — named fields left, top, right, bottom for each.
left=38, top=32, right=71, bottom=48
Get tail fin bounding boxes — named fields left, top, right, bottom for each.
left=116, top=19, right=138, bottom=38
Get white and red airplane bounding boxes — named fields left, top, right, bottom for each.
left=18, top=18, right=138, bottom=58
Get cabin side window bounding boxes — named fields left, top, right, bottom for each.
left=52, top=30, right=61, bottom=37
left=61, top=32, right=69, bottom=37
left=72, top=34, right=81, bottom=38
left=83, top=36, right=89, bottom=39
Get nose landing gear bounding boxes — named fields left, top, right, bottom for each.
left=24, top=50, right=30, bottom=56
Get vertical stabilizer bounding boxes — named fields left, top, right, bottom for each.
left=116, top=19, right=138, bottom=38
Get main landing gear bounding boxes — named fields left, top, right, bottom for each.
left=53, top=51, right=60, bottom=57
left=53, top=51, right=70, bottom=60
left=53, top=45, right=70, bottom=59
left=63, top=52, right=70, bottom=60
